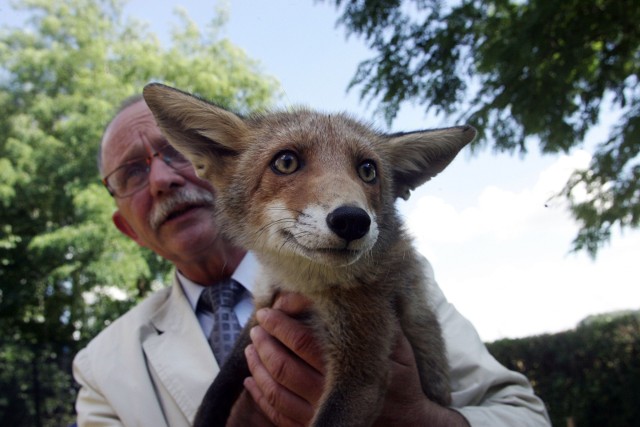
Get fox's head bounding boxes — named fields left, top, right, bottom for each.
left=143, top=83, right=475, bottom=270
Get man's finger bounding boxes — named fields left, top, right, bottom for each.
left=249, top=323, right=324, bottom=403
left=388, top=327, right=417, bottom=368
left=256, top=307, right=325, bottom=373
left=245, top=342, right=314, bottom=426
left=271, top=292, right=313, bottom=314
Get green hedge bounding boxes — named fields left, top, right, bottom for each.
left=486, top=311, right=640, bottom=427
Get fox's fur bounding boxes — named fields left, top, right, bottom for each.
left=142, top=83, right=476, bottom=427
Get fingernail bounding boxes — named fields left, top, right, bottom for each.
left=249, top=326, right=259, bottom=340
left=244, top=343, right=254, bottom=357
left=255, top=308, right=268, bottom=322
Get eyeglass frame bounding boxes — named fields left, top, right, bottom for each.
left=101, top=144, right=193, bottom=198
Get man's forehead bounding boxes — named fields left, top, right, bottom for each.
left=102, top=101, right=164, bottom=167
left=104, top=100, right=156, bottom=142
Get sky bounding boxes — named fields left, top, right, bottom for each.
left=5, top=0, right=639, bottom=342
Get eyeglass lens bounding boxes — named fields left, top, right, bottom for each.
left=105, top=145, right=192, bottom=197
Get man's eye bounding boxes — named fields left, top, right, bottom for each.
left=160, top=145, right=179, bottom=161
left=160, top=145, right=190, bottom=166
left=125, top=162, right=148, bottom=177
left=119, top=162, right=148, bottom=187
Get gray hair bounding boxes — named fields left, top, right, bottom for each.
left=97, top=94, right=145, bottom=176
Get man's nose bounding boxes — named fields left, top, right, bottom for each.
left=147, top=156, right=186, bottom=196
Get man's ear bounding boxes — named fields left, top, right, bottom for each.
left=142, top=83, right=249, bottom=188
left=112, top=211, right=143, bottom=246
left=381, top=126, right=477, bottom=200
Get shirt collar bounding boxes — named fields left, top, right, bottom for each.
left=178, top=251, right=259, bottom=311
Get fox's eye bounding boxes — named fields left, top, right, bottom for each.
left=358, top=160, right=377, bottom=183
left=271, top=151, right=300, bottom=175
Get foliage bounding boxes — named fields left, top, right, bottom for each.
left=487, top=311, right=640, bottom=427
left=0, top=0, right=279, bottom=424
left=323, top=0, right=640, bottom=256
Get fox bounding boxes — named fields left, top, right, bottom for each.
left=142, top=82, right=476, bottom=427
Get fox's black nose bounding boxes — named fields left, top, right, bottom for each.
left=326, top=206, right=371, bottom=242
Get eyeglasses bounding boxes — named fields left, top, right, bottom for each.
left=102, top=144, right=193, bottom=198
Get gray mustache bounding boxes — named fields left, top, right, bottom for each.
left=149, top=188, right=215, bottom=230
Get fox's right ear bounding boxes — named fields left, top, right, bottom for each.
left=142, top=83, right=248, bottom=186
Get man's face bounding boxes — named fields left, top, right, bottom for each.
left=101, top=100, right=222, bottom=264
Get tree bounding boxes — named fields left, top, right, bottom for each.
left=0, top=0, right=279, bottom=424
left=323, top=0, right=640, bottom=256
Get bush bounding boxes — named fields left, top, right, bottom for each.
left=487, top=311, right=640, bottom=427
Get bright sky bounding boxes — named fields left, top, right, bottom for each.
left=7, top=0, right=639, bottom=342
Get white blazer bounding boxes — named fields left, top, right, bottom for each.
left=74, top=278, right=215, bottom=426
left=73, top=257, right=551, bottom=426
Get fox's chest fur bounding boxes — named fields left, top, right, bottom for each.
left=143, top=83, right=476, bottom=427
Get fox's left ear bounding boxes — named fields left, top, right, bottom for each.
left=381, top=126, right=476, bottom=200
left=142, top=83, right=249, bottom=188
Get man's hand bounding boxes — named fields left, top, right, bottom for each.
left=239, top=292, right=470, bottom=427
left=372, top=331, right=470, bottom=427
left=243, top=293, right=324, bottom=427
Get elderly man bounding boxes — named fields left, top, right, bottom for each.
left=72, top=95, right=551, bottom=426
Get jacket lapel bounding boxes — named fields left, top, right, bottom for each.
left=143, top=276, right=221, bottom=423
